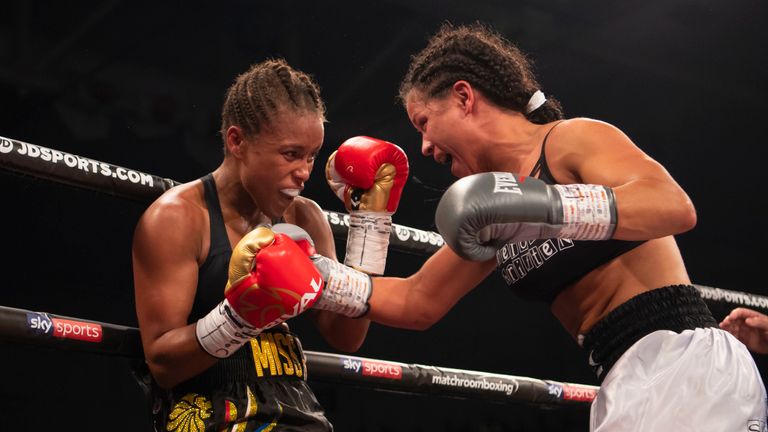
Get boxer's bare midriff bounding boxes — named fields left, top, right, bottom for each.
left=551, top=236, right=692, bottom=339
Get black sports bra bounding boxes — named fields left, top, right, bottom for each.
left=495, top=122, right=645, bottom=303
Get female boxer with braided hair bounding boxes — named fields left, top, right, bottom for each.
left=133, top=59, right=371, bottom=431
left=311, top=23, right=767, bottom=430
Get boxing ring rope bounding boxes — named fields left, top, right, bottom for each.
left=2, top=134, right=767, bottom=408
left=2, top=135, right=765, bottom=315
left=0, top=304, right=596, bottom=406
left=0, top=135, right=441, bottom=257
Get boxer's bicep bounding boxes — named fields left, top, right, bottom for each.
left=559, top=119, right=696, bottom=239
left=133, top=199, right=201, bottom=351
left=559, top=119, right=668, bottom=187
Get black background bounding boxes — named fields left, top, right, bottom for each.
left=1, top=1, right=767, bottom=430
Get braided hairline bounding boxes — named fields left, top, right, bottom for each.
left=275, top=64, right=300, bottom=108
left=242, top=73, right=264, bottom=136
left=408, top=24, right=534, bottom=108
left=220, top=59, right=326, bottom=150
left=399, top=23, right=563, bottom=123
left=227, top=81, right=248, bottom=135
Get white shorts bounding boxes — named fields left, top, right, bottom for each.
left=590, top=327, right=767, bottom=432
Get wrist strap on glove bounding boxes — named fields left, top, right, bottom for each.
left=554, top=184, right=617, bottom=240
left=312, top=256, right=372, bottom=318
left=195, top=300, right=263, bottom=359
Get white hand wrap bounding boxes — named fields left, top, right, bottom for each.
left=195, top=299, right=261, bottom=359
left=554, top=184, right=617, bottom=240
left=312, top=256, right=372, bottom=318
left=345, top=212, right=392, bottom=275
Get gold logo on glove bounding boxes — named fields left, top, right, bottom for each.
left=341, top=164, right=396, bottom=212
left=225, top=227, right=275, bottom=295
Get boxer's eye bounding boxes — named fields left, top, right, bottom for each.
left=418, top=118, right=428, bottom=133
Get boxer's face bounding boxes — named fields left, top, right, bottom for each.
left=232, top=110, right=324, bottom=218
left=405, top=90, right=476, bottom=178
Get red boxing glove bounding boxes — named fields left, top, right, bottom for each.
left=196, top=227, right=323, bottom=358
left=327, top=136, right=409, bottom=213
left=326, top=136, right=409, bottom=275
left=273, top=223, right=372, bottom=318
left=225, top=231, right=323, bottom=327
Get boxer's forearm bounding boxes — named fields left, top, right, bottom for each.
left=367, top=246, right=496, bottom=330
left=143, top=324, right=219, bottom=389
left=366, top=276, right=442, bottom=330
left=311, top=310, right=370, bottom=352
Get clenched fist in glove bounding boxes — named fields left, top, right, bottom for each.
left=272, top=223, right=373, bottom=318
left=195, top=226, right=324, bottom=358
left=436, top=172, right=617, bottom=261
left=326, top=136, right=409, bottom=275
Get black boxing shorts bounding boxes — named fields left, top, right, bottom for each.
left=134, top=326, right=333, bottom=432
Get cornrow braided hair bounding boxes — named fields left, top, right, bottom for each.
left=399, top=23, right=563, bottom=124
left=220, top=58, right=326, bottom=150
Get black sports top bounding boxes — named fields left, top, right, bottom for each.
left=146, top=174, right=332, bottom=431
left=191, top=173, right=286, bottom=320
left=494, top=123, right=645, bottom=303
left=179, top=173, right=308, bottom=390
left=189, top=173, right=231, bottom=322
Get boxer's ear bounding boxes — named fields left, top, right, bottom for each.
left=451, top=80, right=475, bottom=115
left=225, top=126, right=247, bottom=159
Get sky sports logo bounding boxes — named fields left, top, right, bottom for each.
left=341, top=356, right=403, bottom=380
left=26, top=312, right=103, bottom=343
left=545, top=381, right=597, bottom=402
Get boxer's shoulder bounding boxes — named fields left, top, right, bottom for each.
left=137, top=180, right=207, bottom=246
